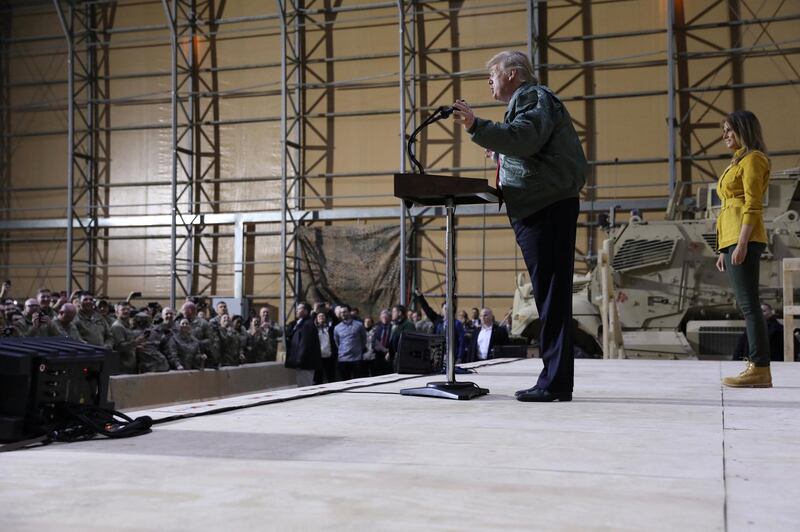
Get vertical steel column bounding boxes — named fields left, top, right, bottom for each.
left=53, top=0, right=75, bottom=293
left=0, top=8, right=11, bottom=275
left=279, top=0, right=288, bottom=324
left=667, top=0, right=676, bottom=196
left=292, top=1, right=304, bottom=307
left=399, top=6, right=407, bottom=307
left=528, top=0, right=548, bottom=86
left=526, top=0, right=545, bottom=79
left=233, top=214, right=244, bottom=300
left=398, top=0, right=417, bottom=306
left=302, top=3, right=339, bottom=214
left=580, top=0, right=596, bottom=263
left=278, top=0, right=304, bottom=324
left=163, top=0, right=210, bottom=306
left=728, top=0, right=744, bottom=110
left=86, top=3, right=97, bottom=294
left=91, top=2, right=116, bottom=298
left=162, top=0, right=180, bottom=308
left=55, top=1, right=110, bottom=293
left=673, top=0, right=692, bottom=206
left=190, top=0, right=224, bottom=296
left=397, top=0, right=407, bottom=306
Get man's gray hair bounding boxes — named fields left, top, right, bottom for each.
left=486, top=50, right=538, bottom=84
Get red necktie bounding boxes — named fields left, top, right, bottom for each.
left=495, top=158, right=504, bottom=208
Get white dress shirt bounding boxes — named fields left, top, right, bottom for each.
left=476, top=324, right=493, bottom=360
left=318, top=326, right=332, bottom=358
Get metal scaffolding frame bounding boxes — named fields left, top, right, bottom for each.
left=161, top=0, right=225, bottom=308
left=278, top=0, right=305, bottom=325
left=534, top=0, right=597, bottom=261
left=670, top=0, right=800, bottom=215
left=0, top=12, right=10, bottom=276
left=1, top=0, right=799, bottom=314
left=397, top=0, right=416, bottom=307
left=53, top=0, right=116, bottom=294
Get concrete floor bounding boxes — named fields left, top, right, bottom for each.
left=2, top=358, right=799, bottom=531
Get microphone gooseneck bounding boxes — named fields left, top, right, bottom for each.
left=406, top=106, right=456, bottom=174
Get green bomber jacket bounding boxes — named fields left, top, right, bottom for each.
left=469, top=83, right=587, bottom=223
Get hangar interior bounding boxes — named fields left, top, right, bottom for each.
left=1, top=0, right=799, bottom=325
left=2, top=3, right=800, bottom=529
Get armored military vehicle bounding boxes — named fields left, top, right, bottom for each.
left=511, top=167, right=800, bottom=359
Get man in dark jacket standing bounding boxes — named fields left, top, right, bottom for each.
left=452, top=50, right=586, bottom=402
left=285, top=302, right=321, bottom=387
left=471, top=308, right=510, bottom=361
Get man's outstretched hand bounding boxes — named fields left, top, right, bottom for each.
left=452, top=100, right=475, bottom=131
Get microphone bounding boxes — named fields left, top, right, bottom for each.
left=406, top=105, right=458, bottom=174
left=439, top=106, right=455, bottom=118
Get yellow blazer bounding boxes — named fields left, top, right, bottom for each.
left=715, top=148, right=770, bottom=250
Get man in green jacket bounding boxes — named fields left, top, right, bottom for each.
left=452, top=50, right=587, bottom=402
left=75, top=293, right=113, bottom=349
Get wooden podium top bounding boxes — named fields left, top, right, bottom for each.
left=393, top=173, right=499, bottom=207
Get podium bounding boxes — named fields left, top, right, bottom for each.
left=394, top=173, right=500, bottom=400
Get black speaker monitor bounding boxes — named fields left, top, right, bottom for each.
left=0, top=337, right=113, bottom=442
left=395, top=331, right=445, bottom=374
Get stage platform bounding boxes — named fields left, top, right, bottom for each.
left=2, top=358, right=799, bottom=531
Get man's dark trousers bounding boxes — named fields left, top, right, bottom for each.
left=511, top=197, right=579, bottom=393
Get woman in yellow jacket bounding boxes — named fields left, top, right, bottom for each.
left=716, top=110, right=772, bottom=388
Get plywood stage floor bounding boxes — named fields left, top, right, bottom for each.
left=2, top=358, right=799, bottom=531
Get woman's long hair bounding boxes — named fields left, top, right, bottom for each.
left=723, top=110, right=768, bottom=163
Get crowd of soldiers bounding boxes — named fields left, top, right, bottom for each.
left=0, top=282, right=282, bottom=374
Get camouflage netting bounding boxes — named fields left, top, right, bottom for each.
left=296, top=224, right=409, bottom=318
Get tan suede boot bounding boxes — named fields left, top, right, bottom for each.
left=722, top=362, right=772, bottom=388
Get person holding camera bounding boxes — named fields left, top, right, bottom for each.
left=15, top=298, right=58, bottom=337
left=218, top=314, right=246, bottom=366
left=248, top=306, right=281, bottom=362
left=0, top=280, right=12, bottom=302
left=110, top=301, right=144, bottom=374
left=133, top=311, right=175, bottom=373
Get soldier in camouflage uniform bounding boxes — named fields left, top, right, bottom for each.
left=168, top=318, right=206, bottom=370
left=97, top=299, right=116, bottom=329
left=218, top=314, right=245, bottom=366
left=36, top=289, right=57, bottom=320
left=75, top=293, right=113, bottom=349
left=248, top=306, right=281, bottom=362
left=131, top=311, right=174, bottom=373
left=110, top=302, right=143, bottom=374
left=182, top=301, right=220, bottom=367
left=51, top=303, right=84, bottom=342
left=14, top=298, right=59, bottom=337
left=232, top=315, right=249, bottom=362
left=157, top=306, right=178, bottom=334
left=208, top=300, right=228, bottom=328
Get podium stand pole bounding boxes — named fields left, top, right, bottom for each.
left=445, top=197, right=457, bottom=383
left=400, top=197, right=489, bottom=400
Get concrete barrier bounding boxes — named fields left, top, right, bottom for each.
left=109, top=362, right=295, bottom=410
